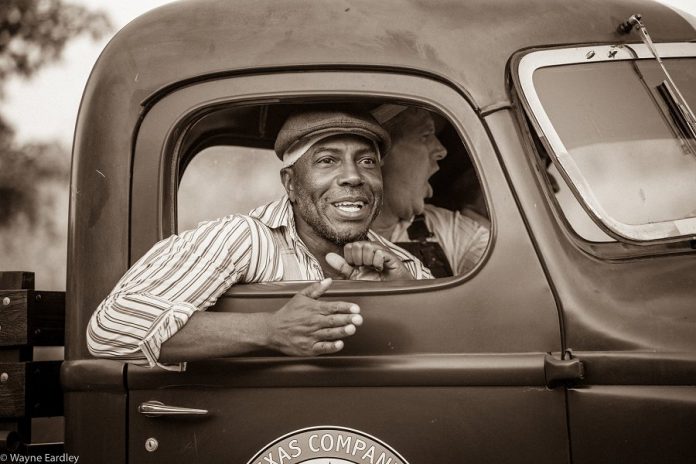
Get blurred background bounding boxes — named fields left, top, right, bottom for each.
left=0, top=0, right=695, bottom=291
left=0, top=0, right=173, bottom=290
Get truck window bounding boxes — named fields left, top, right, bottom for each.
left=176, top=102, right=490, bottom=278
left=517, top=43, right=696, bottom=245
left=178, top=146, right=284, bottom=231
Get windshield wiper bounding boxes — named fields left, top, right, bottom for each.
left=619, top=14, right=696, bottom=152
left=657, top=80, right=696, bottom=152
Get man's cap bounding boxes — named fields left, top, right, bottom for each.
left=274, top=110, right=391, bottom=164
left=370, top=103, right=408, bottom=125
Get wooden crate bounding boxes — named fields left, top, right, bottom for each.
left=0, top=272, right=65, bottom=451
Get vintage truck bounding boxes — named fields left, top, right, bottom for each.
left=2, top=0, right=696, bottom=462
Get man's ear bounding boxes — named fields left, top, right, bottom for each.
left=280, top=167, right=296, bottom=202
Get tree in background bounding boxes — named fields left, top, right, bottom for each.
left=0, top=1, right=110, bottom=81
left=0, top=1, right=112, bottom=289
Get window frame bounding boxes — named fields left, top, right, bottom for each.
left=130, top=70, right=496, bottom=295
left=513, top=42, right=696, bottom=246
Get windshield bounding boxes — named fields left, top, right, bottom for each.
left=519, top=44, right=696, bottom=243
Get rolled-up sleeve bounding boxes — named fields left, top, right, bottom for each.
left=87, top=215, right=255, bottom=369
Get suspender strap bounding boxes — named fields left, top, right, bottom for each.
left=399, top=214, right=454, bottom=278
left=394, top=241, right=453, bottom=278
left=406, top=214, right=432, bottom=241
left=272, top=231, right=304, bottom=280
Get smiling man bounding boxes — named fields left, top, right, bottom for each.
left=87, top=109, right=432, bottom=370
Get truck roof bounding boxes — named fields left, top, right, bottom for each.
left=86, top=0, right=694, bottom=112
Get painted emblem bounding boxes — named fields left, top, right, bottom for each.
left=246, top=426, right=409, bottom=464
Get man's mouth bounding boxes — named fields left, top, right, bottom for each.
left=332, top=200, right=367, bottom=213
left=328, top=195, right=373, bottom=220
left=426, top=166, right=439, bottom=198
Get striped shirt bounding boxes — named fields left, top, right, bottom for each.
left=87, top=196, right=432, bottom=370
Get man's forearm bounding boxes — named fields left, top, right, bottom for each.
left=88, top=279, right=362, bottom=367
left=159, top=279, right=364, bottom=363
left=158, top=311, right=271, bottom=363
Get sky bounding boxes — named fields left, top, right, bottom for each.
left=2, top=0, right=176, bottom=146
left=2, top=0, right=696, bottom=147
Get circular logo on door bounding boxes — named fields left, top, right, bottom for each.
left=246, top=426, right=409, bottom=464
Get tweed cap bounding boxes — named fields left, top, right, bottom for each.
left=274, top=109, right=391, bottom=162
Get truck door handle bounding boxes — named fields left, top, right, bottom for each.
left=138, top=400, right=208, bottom=417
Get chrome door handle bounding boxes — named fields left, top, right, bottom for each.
left=138, top=400, right=208, bottom=417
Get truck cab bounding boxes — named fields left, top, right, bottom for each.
left=59, top=0, right=696, bottom=462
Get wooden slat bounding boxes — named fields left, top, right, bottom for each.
left=0, top=363, right=26, bottom=418
left=26, top=361, right=63, bottom=417
left=0, top=292, right=28, bottom=347
left=0, top=428, right=21, bottom=451
left=0, top=273, right=63, bottom=450
left=28, top=292, right=65, bottom=346
left=0, top=272, right=34, bottom=290
left=0, top=421, right=20, bottom=435
left=0, top=348, right=31, bottom=363
left=0, top=361, right=61, bottom=419
left=0, top=291, right=65, bottom=347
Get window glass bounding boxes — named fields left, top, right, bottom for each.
left=547, top=163, right=613, bottom=242
left=525, top=50, right=696, bottom=243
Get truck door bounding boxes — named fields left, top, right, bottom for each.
left=73, top=71, right=569, bottom=463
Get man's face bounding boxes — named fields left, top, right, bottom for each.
left=382, top=109, right=447, bottom=220
left=283, top=134, right=383, bottom=246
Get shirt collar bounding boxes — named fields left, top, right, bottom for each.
left=248, top=195, right=294, bottom=230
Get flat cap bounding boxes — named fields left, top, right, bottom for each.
left=274, top=109, right=391, bottom=161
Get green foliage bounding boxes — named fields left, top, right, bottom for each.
left=0, top=140, right=70, bottom=226
left=0, top=0, right=112, bottom=228
left=0, top=0, right=111, bottom=85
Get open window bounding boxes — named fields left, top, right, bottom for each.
left=175, top=100, right=490, bottom=278
left=128, top=70, right=558, bottom=352
left=514, top=43, right=696, bottom=250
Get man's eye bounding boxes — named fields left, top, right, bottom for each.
left=359, top=157, right=378, bottom=166
left=316, top=156, right=336, bottom=164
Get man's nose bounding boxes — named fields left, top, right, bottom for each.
left=432, top=139, right=447, bottom=161
left=337, top=161, right=364, bottom=186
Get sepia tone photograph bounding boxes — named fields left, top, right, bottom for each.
left=1, top=0, right=696, bottom=462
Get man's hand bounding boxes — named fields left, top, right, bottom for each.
left=325, top=242, right=413, bottom=281
left=265, top=278, right=363, bottom=356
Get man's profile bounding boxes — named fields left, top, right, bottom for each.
left=371, top=106, right=490, bottom=276
left=87, top=109, right=432, bottom=370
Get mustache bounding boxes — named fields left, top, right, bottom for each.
left=328, top=187, right=376, bottom=201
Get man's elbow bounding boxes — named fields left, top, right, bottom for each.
left=86, top=315, right=126, bottom=361
left=85, top=300, right=143, bottom=362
